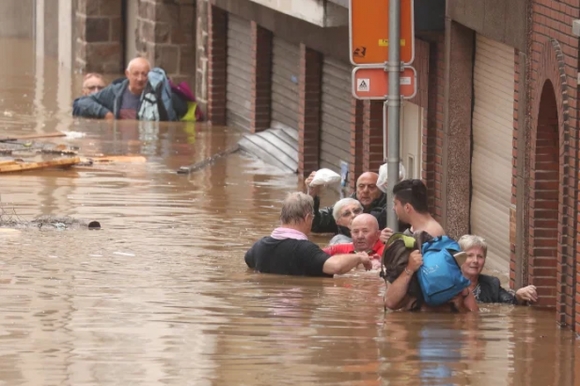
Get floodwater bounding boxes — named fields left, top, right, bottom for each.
left=0, top=37, right=578, bottom=386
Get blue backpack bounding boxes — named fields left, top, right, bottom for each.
left=418, top=236, right=470, bottom=306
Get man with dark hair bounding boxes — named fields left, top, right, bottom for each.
left=380, top=179, right=477, bottom=312
left=245, top=192, right=373, bottom=277
left=379, top=179, right=444, bottom=243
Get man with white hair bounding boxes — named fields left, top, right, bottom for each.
left=326, top=197, right=364, bottom=245
left=73, top=57, right=178, bottom=121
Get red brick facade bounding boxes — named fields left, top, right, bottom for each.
left=527, top=0, right=579, bottom=329
left=250, top=21, right=272, bottom=133
left=199, top=1, right=580, bottom=332
left=207, top=5, right=227, bottom=125
left=298, top=44, right=322, bottom=176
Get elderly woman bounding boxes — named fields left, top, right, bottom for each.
left=458, top=235, right=538, bottom=304
left=327, top=198, right=364, bottom=245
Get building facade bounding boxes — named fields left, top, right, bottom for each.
left=12, top=0, right=580, bottom=333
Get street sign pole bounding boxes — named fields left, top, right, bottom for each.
left=386, top=0, right=401, bottom=232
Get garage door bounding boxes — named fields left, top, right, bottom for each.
left=271, top=37, right=300, bottom=131
left=470, top=35, right=515, bottom=272
left=320, top=56, right=351, bottom=173
left=226, top=15, right=252, bottom=131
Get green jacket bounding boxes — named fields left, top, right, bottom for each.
left=311, top=192, right=387, bottom=236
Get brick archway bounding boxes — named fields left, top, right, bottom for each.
left=528, top=38, right=574, bottom=326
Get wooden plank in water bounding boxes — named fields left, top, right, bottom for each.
left=92, top=155, right=147, bottom=163
left=0, top=132, right=66, bottom=143
left=0, top=157, right=80, bottom=173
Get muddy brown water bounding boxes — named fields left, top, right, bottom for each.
left=0, top=37, right=578, bottom=385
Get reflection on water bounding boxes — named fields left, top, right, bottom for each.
left=0, top=37, right=578, bottom=386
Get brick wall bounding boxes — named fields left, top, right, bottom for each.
left=206, top=5, right=227, bottom=125
left=362, top=101, right=384, bottom=174
left=250, top=22, right=272, bottom=133
left=425, top=34, right=445, bottom=220
left=136, top=0, right=196, bottom=84
left=528, top=0, right=579, bottom=330
left=349, top=99, right=364, bottom=190
left=298, top=44, right=322, bottom=176
left=75, top=0, right=123, bottom=73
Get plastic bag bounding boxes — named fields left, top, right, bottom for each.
left=377, top=162, right=406, bottom=193
left=309, top=168, right=342, bottom=187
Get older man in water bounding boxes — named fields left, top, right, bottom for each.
left=73, top=57, right=175, bottom=121
left=245, top=192, right=373, bottom=277
left=323, top=214, right=384, bottom=270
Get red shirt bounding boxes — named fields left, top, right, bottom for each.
left=323, top=239, right=385, bottom=258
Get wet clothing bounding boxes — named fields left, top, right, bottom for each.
left=245, top=237, right=332, bottom=277
left=119, top=88, right=140, bottom=120
left=311, top=193, right=387, bottom=237
left=471, top=274, right=518, bottom=304
left=72, top=76, right=183, bottom=121
left=323, top=239, right=385, bottom=257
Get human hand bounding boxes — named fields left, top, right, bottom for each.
left=304, top=171, right=320, bottom=196
left=406, top=250, right=423, bottom=273
left=356, top=252, right=373, bottom=271
left=516, top=285, right=538, bottom=303
left=380, top=227, right=394, bottom=244
left=104, top=112, right=114, bottom=120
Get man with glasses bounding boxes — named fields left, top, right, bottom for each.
left=305, top=171, right=387, bottom=238
left=245, top=192, right=373, bottom=277
left=81, top=73, right=107, bottom=96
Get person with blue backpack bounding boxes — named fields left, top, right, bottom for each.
left=380, top=179, right=478, bottom=312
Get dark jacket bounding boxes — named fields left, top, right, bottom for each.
left=473, top=274, right=518, bottom=304
left=311, top=192, right=387, bottom=237
left=73, top=78, right=185, bottom=120
left=73, top=79, right=132, bottom=119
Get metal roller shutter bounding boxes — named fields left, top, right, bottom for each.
left=271, top=37, right=300, bottom=131
left=226, top=15, right=252, bottom=131
left=320, top=56, right=351, bottom=173
left=470, top=35, right=515, bottom=272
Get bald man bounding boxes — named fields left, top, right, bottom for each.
left=305, top=171, right=387, bottom=237
left=73, top=57, right=177, bottom=121
left=323, top=214, right=384, bottom=269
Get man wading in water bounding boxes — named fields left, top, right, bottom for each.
left=380, top=179, right=478, bottom=313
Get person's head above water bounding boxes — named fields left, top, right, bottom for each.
left=82, top=73, right=106, bottom=96
left=350, top=213, right=380, bottom=252
left=125, top=57, right=151, bottom=95
left=279, top=192, right=315, bottom=234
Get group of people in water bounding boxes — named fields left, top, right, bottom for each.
left=245, top=170, right=539, bottom=312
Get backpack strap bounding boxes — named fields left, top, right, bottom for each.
left=379, top=233, right=417, bottom=281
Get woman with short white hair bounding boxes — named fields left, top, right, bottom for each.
left=459, top=234, right=538, bottom=304
left=327, top=198, right=364, bottom=245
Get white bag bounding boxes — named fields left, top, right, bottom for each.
left=309, top=168, right=342, bottom=187
left=377, top=162, right=406, bottom=193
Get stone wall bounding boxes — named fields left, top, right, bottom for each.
left=136, top=0, right=196, bottom=84
left=75, top=0, right=123, bottom=73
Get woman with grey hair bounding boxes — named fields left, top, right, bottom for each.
left=327, top=198, right=364, bottom=245
left=459, top=234, right=538, bottom=304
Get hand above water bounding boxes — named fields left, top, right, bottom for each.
left=356, top=252, right=373, bottom=271
left=380, top=227, right=394, bottom=244
left=406, top=250, right=423, bottom=273
left=516, top=285, right=538, bottom=303
left=304, top=171, right=320, bottom=196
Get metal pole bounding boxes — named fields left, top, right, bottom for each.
left=385, top=0, right=401, bottom=232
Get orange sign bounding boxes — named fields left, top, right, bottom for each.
left=349, top=0, right=415, bottom=65
left=352, top=66, right=417, bottom=100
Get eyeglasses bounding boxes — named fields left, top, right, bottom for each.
left=341, top=207, right=363, bottom=218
